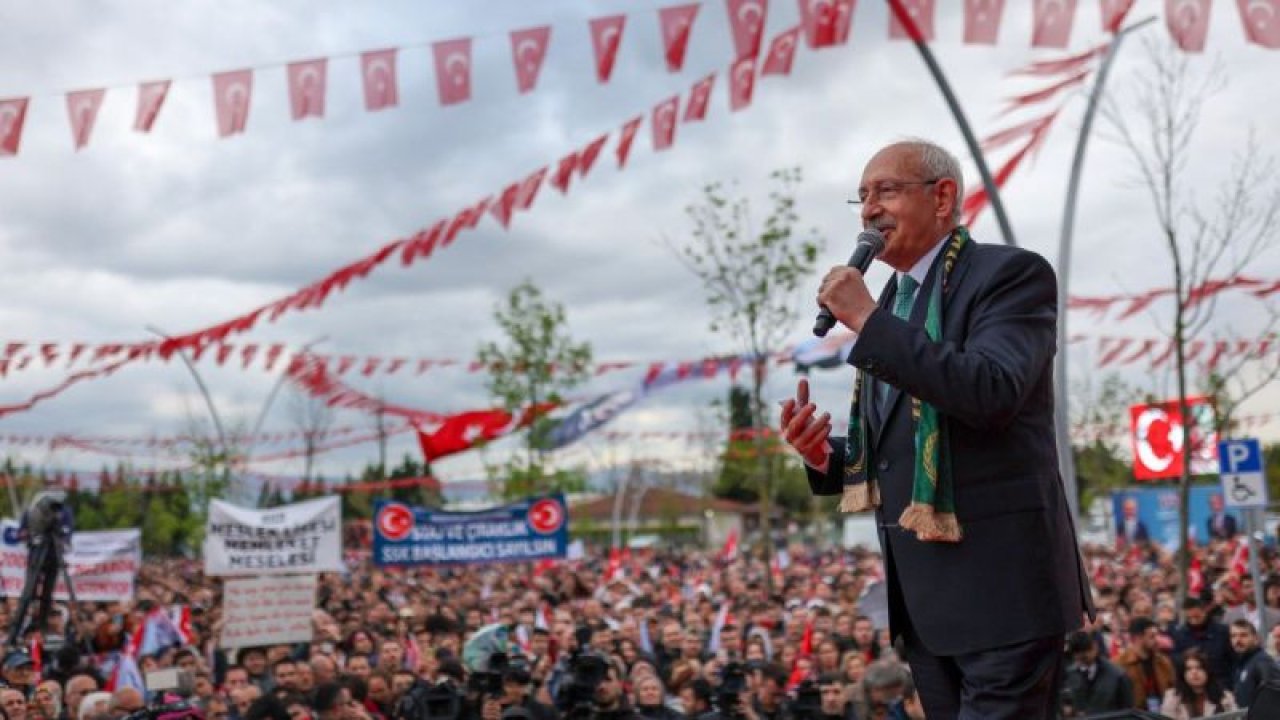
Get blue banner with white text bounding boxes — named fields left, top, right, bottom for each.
left=372, top=494, right=568, bottom=566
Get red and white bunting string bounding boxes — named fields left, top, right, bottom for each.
left=0, top=423, right=412, bottom=451
left=2, top=2, right=1274, bottom=156
left=1069, top=333, right=1278, bottom=371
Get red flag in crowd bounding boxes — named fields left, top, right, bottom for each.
left=659, top=4, right=700, bottom=71
left=1031, top=0, right=1077, bottom=49
left=212, top=69, right=253, bottom=137
left=720, top=528, right=739, bottom=560
left=134, top=80, right=170, bottom=132
left=1189, top=556, right=1205, bottom=596
left=510, top=27, right=552, bottom=93
left=360, top=49, right=399, bottom=111
left=433, top=38, right=473, bottom=105
left=66, top=89, right=105, bottom=150
left=287, top=59, right=327, bottom=120
left=727, top=0, right=768, bottom=60
left=590, top=15, right=627, bottom=83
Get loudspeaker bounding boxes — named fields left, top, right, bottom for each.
left=1247, top=679, right=1280, bottom=719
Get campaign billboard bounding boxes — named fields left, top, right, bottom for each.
left=372, top=494, right=568, bottom=566
left=1111, top=485, right=1244, bottom=548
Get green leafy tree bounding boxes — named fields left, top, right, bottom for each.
left=672, top=168, right=823, bottom=580
left=476, top=280, right=593, bottom=498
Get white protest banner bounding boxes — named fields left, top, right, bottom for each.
left=220, top=574, right=316, bottom=648
left=204, top=497, right=341, bottom=576
left=0, top=520, right=141, bottom=601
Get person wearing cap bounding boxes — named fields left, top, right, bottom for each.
left=1, top=649, right=36, bottom=693
left=1061, top=630, right=1132, bottom=716
left=1115, top=617, right=1175, bottom=712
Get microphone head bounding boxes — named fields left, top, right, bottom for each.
left=856, top=228, right=886, bottom=254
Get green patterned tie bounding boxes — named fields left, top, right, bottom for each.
left=880, top=274, right=918, bottom=403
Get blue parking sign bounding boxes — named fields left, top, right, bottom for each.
left=1218, top=439, right=1267, bottom=509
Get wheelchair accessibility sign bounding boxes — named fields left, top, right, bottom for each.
left=1218, top=438, right=1268, bottom=509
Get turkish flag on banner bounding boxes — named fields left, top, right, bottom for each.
left=684, top=73, right=716, bottom=121
left=728, top=57, right=756, bottom=111
left=1100, top=0, right=1135, bottom=32
left=652, top=95, right=679, bottom=150
left=0, top=98, right=28, bottom=156
left=66, top=89, right=105, bottom=150
left=287, top=58, right=327, bottom=120
left=659, top=4, right=700, bottom=71
left=590, top=15, right=627, bottom=83
left=1032, top=0, right=1078, bottom=48
left=963, top=0, right=1005, bottom=44
left=799, top=0, right=839, bottom=47
left=1129, top=396, right=1218, bottom=480
left=616, top=115, right=643, bottom=167
left=1166, top=0, right=1212, bottom=52
left=212, top=69, right=253, bottom=137
left=1238, top=0, right=1280, bottom=48
left=433, top=38, right=473, bottom=105
left=889, top=0, right=936, bottom=41
left=416, top=405, right=553, bottom=460
left=361, top=49, right=399, bottom=111
left=762, top=27, right=802, bottom=75
left=578, top=133, right=609, bottom=176
left=510, top=26, right=552, bottom=93
left=134, top=80, right=170, bottom=132
left=726, top=0, right=768, bottom=60
left=515, top=166, right=548, bottom=210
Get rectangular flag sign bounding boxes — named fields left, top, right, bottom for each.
left=372, top=494, right=568, bottom=566
left=0, top=521, right=140, bottom=601
left=204, top=496, right=342, bottom=576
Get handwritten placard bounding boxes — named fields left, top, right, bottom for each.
left=219, top=574, right=316, bottom=648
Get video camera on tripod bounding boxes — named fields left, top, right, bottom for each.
left=6, top=489, right=76, bottom=648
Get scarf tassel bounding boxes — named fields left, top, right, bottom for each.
left=899, top=503, right=963, bottom=543
left=838, top=482, right=878, bottom=513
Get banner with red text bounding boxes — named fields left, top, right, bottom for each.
left=0, top=522, right=140, bottom=601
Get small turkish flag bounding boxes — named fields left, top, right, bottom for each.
left=433, top=37, right=473, bottom=105
left=212, top=69, right=253, bottom=137
left=963, top=0, right=1005, bottom=44
left=761, top=27, right=801, bottom=75
left=1238, top=0, right=1280, bottom=48
left=1032, top=0, right=1077, bottom=48
left=684, top=73, right=716, bottom=121
left=833, top=0, right=856, bottom=44
left=889, top=0, right=936, bottom=41
left=551, top=152, right=578, bottom=193
left=652, top=95, right=679, bottom=150
left=287, top=58, right=327, bottom=120
left=416, top=410, right=518, bottom=460
left=726, top=0, right=768, bottom=60
left=0, top=98, right=28, bottom=156
left=510, top=26, right=552, bottom=93
left=590, top=15, right=627, bottom=83
left=515, top=166, right=548, bottom=210
left=728, top=57, right=756, bottom=111
left=659, top=4, right=700, bottom=71
left=134, top=80, right=170, bottom=132
left=799, top=0, right=838, bottom=48
left=1166, top=0, right=1212, bottom=52
left=616, top=115, right=643, bottom=167
left=361, top=49, right=399, bottom=111
left=579, top=133, right=609, bottom=177
left=66, top=88, right=105, bottom=150
left=1100, top=0, right=1135, bottom=33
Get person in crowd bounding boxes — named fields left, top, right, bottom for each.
left=1228, top=619, right=1280, bottom=709
left=1170, top=596, right=1233, bottom=688
left=1062, top=630, right=1133, bottom=715
left=1116, top=617, right=1176, bottom=712
left=1160, top=648, right=1236, bottom=719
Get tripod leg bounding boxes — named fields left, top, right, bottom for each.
left=6, top=542, right=46, bottom=647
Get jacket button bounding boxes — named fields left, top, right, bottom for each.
left=878, top=459, right=890, bottom=472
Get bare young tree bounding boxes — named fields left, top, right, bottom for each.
left=287, top=385, right=336, bottom=485
left=1102, top=36, right=1280, bottom=604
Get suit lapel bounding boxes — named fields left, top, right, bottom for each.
left=875, top=240, right=975, bottom=443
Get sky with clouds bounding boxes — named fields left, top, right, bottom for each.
left=0, top=0, right=1276, bottom=498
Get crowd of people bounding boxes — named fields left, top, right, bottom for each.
left=1, top=530, right=1280, bottom=720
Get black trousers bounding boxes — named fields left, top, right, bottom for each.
left=902, top=626, right=1064, bottom=719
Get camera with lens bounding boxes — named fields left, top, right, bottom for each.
left=788, top=679, right=823, bottom=720
left=395, top=679, right=463, bottom=720
left=468, top=652, right=510, bottom=700
left=555, top=649, right=612, bottom=716
left=713, top=662, right=749, bottom=719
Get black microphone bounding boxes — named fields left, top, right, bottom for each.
left=812, top=229, right=886, bottom=337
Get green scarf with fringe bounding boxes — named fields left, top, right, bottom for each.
left=839, top=226, right=969, bottom=543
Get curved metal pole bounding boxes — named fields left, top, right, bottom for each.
left=885, top=0, right=1016, bottom=247
left=242, top=338, right=327, bottom=464
left=1054, top=17, right=1156, bottom=523
left=147, top=326, right=228, bottom=457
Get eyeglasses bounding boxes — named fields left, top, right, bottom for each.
left=848, top=179, right=940, bottom=207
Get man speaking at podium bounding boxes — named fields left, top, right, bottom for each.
left=780, top=140, right=1091, bottom=718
